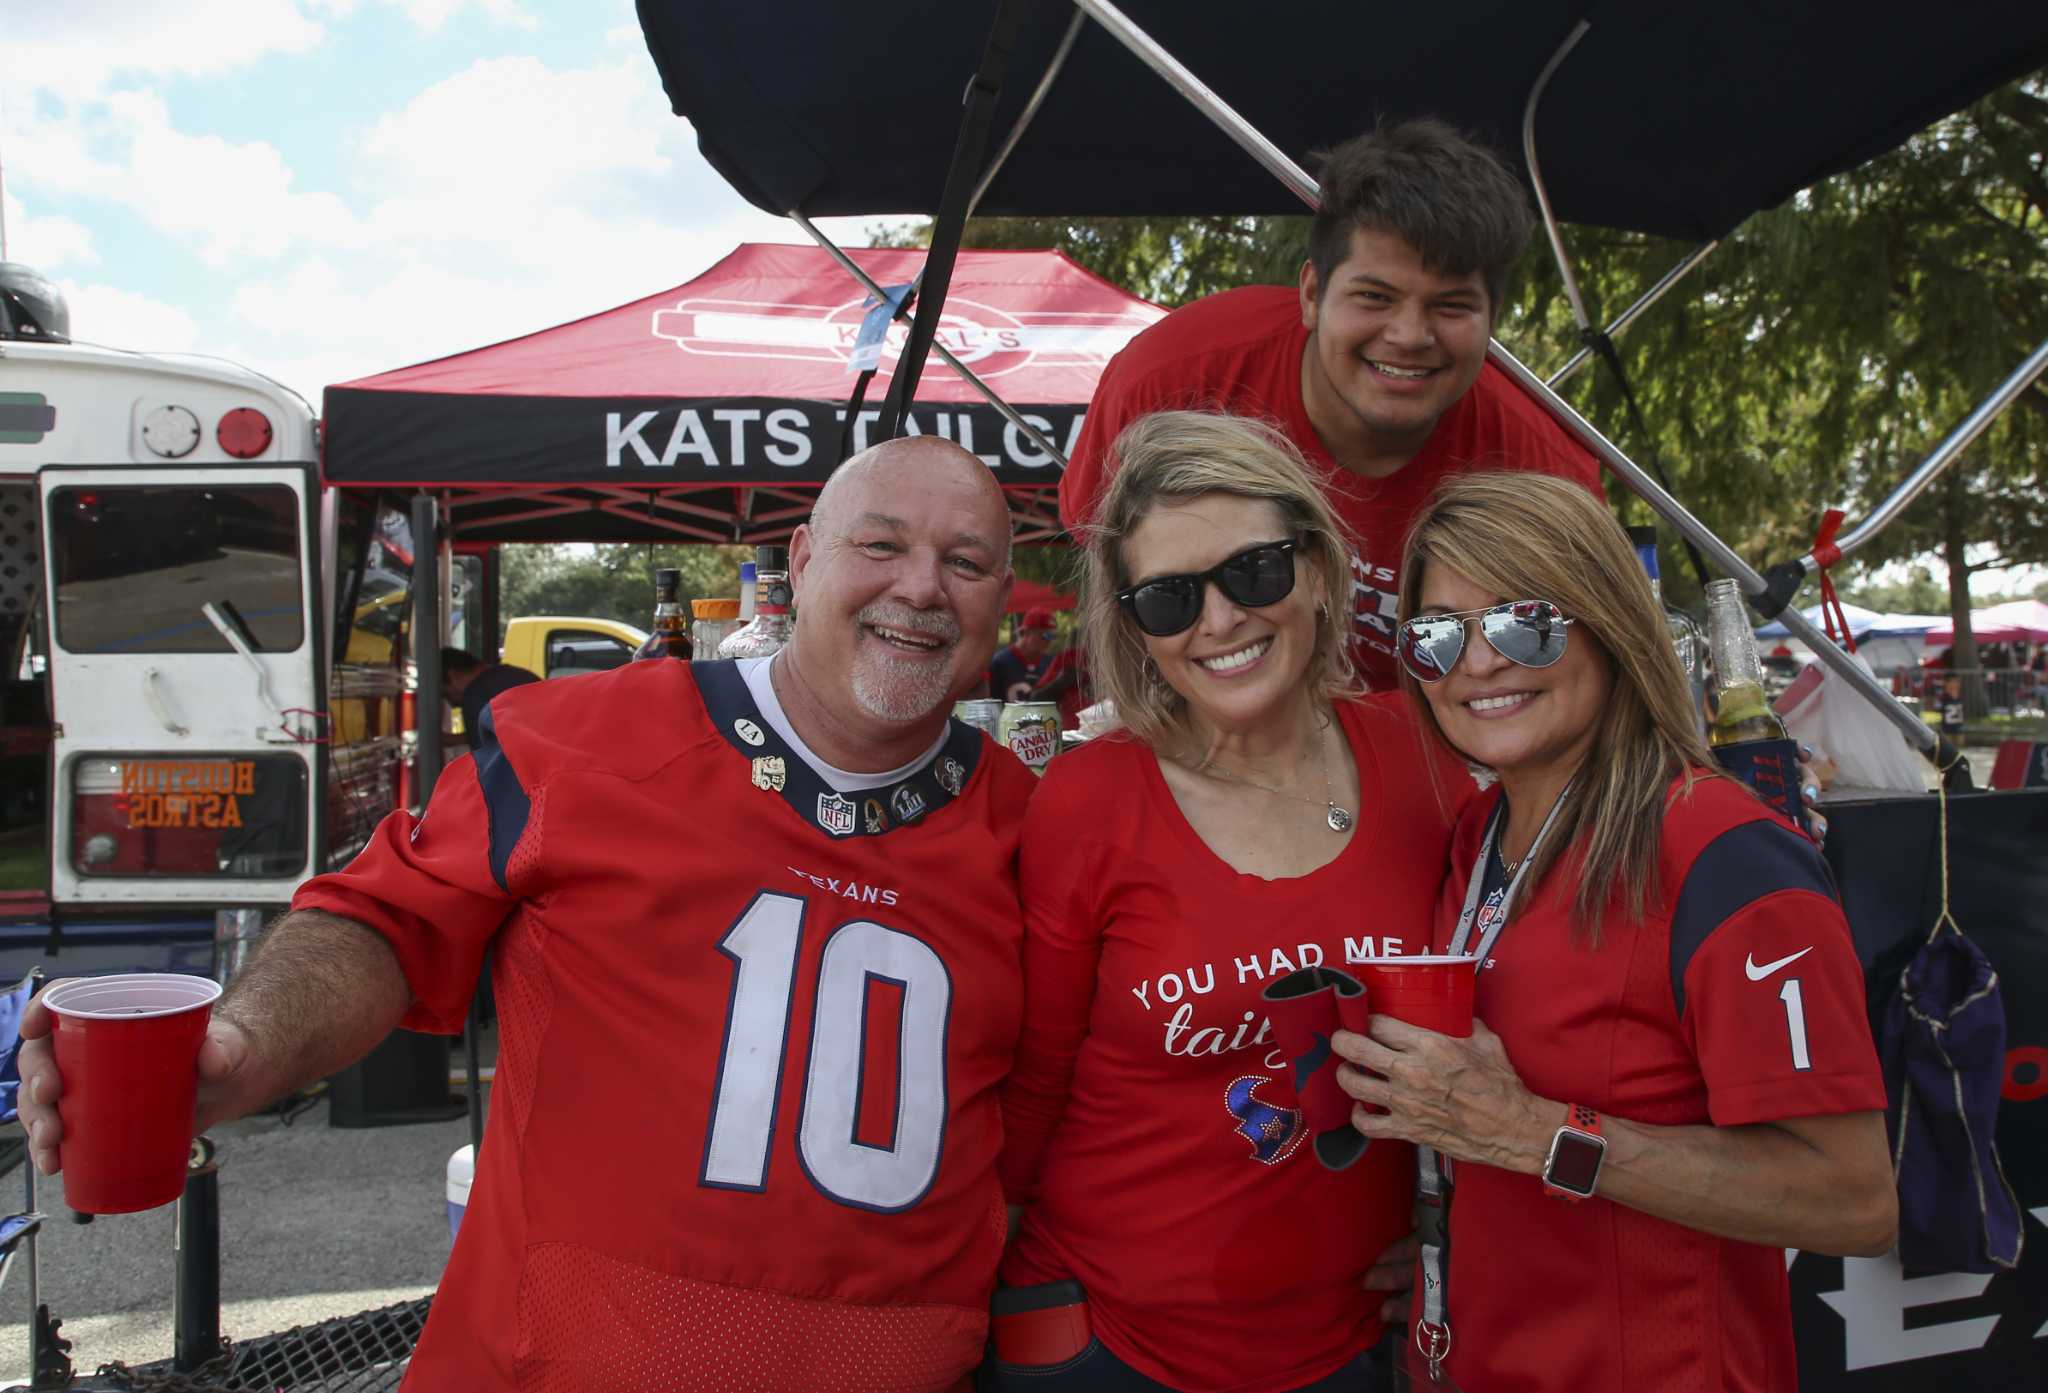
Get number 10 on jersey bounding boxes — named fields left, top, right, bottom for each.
left=700, top=891, right=952, bottom=1212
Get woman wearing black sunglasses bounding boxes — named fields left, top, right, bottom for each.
left=994, top=412, right=1480, bottom=1393
left=1331, top=472, right=1894, bottom=1392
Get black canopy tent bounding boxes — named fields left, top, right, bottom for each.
left=637, top=0, right=2048, bottom=766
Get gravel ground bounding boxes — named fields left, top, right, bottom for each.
left=0, top=1049, right=487, bottom=1387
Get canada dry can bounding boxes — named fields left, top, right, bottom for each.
left=1000, top=702, right=1061, bottom=773
left=952, top=699, right=1004, bottom=738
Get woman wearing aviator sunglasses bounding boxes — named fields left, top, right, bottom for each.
left=1330, top=472, right=1894, bottom=1392
left=994, top=413, right=1481, bottom=1393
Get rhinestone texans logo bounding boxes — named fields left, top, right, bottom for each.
left=648, top=291, right=1151, bottom=380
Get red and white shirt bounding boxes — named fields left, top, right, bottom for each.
left=1425, top=773, right=1887, bottom=1393
left=999, top=695, right=1478, bottom=1392
left=1059, top=285, right=1603, bottom=691
left=294, top=658, right=1037, bottom=1393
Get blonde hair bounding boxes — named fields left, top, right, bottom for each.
left=1397, top=472, right=1723, bottom=938
left=1081, top=411, right=1361, bottom=756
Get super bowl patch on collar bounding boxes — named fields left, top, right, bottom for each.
left=692, top=659, right=983, bottom=839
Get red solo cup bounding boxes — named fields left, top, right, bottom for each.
left=1353, top=955, right=1477, bottom=1039
left=44, top=973, right=223, bottom=1214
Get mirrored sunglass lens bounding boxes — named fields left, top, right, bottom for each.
left=1483, top=604, right=1568, bottom=667
left=1131, top=579, right=1200, bottom=634
left=1219, top=546, right=1295, bottom=606
left=1402, top=618, right=1465, bottom=679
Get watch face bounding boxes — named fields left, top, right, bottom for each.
left=1547, top=1130, right=1605, bottom=1196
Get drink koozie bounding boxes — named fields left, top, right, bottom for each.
left=1712, top=735, right=1810, bottom=833
left=1262, top=966, right=1373, bottom=1170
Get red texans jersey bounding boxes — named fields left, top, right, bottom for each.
left=1425, top=774, right=1886, bottom=1393
left=293, top=659, right=1035, bottom=1393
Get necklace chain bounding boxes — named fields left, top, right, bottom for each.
left=1191, top=720, right=1355, bottom=834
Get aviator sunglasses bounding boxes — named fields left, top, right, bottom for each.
left=1397, top=600, right=1577, bottom=683
left=1115, top=540, right=1300, bottom=637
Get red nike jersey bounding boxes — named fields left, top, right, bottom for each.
left=1059, top=285, right=1603, bottom=691
left=999, top=695, right=1480, bottom=1391
left=1425, top=774, right=1886, bottom=1393
left=293, top=659, right=1036, bottom=1393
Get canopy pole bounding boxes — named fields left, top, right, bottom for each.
left=1071, top=0, right=1319, bottom=207
left=1522, top=21, right=1596, bottom=334
left=1798, top=336, right=2048, bottom=570
left=1546, top=240, right=1719, bottom=389
left=787, top=212, right=1068, bottom=466
left=971, top=8, right=1087, bottom=215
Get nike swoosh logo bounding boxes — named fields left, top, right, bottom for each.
left=1745, top=947, right=1813, bottom=981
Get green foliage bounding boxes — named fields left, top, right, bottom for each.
left=1841, top=565, right=1948, bottom=616
left=497, top=543, right=750, bottom=646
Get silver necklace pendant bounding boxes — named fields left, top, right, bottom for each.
left=1326, top=803, right=1353, bottom=833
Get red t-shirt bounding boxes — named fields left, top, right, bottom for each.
left=1060, top=285, right=1604, bottom=690
left=294, top=659, right=1036, bottom=1393
left=1424, top=774, right=1886, bottom=1393
left=998, top=695, right=1481, bottom=1392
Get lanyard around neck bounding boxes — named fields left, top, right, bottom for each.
left=1448, top=780, right=1573, bottom=968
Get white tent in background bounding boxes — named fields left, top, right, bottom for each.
left=1756, top=604, right=1945, bottom=678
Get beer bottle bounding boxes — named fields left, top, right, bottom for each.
left=1703, top=578, right=1808, bottom=829
left=635, top=567, right=693, bottom=660
left=718, top=547, right=793, bottom=659
left=1628, top=526, right=1705, bottom=722
left=1703, top=579, right=1786, bottom=745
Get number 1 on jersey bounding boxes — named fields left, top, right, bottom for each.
left=1778, top=977, right=1812, bottom=1072
left=701, top=891, right=952, bottom=1211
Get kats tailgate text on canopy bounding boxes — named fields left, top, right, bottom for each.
left=322, top=244, right=1164, bottom=500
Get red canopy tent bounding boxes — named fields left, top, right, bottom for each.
left=321, top=243, right=1164, bottom=544
left=1004, top=578, right=1077, bottom=613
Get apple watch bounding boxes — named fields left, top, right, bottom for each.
left=1541, top=1103, right=1606, bottom=1201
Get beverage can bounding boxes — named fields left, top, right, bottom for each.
left=952, top=699, right=1004, bottom=738
left=999, top=702, right=1061, bottom=773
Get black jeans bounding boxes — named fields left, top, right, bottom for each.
left=987, top=1335, right=1393, bottom=1393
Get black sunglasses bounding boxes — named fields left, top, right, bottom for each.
left=1115, top=540, right=1300, bottom=638
left=1397, top=600, right=1576, bottom=683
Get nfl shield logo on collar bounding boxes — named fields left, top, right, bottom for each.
left=935, top=757, right=965, bottom=796
left=817, top=792, right=857, bottom=836
left=890, top=783, right=927, bottom=825
left=750, top=756, right=787, bottom=792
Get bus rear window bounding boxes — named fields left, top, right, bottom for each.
left=70, top=754, right=308, bottom=879
left=49, top=484, right=303, bottom=653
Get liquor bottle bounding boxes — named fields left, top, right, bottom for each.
left=1627, top=526, right=1705, bottom=719
left=1703, top=578, right=1807, bottom=829
left=634, top=568, right=693, bottom=661
left=718, top=546, right=793, bottom=659
left=737, top=561, right=758, bottom=622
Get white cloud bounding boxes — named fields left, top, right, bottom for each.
left=9, top=91, right=369, bottom=267
left=59, top=281, right=203, bottom=353
left=1, top=192, right=99, bottom=269
left=5, top=1, right=325, bottom=100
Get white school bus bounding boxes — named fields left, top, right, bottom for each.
left=0, top=265, right=407, bottom=979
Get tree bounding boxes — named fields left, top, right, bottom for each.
left=497, top=543, right=750, bottom=646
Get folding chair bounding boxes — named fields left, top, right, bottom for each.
left=0, top=970, right=74, bottom=1391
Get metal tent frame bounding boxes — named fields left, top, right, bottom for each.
left=759, top=0, right=2048, bottom=767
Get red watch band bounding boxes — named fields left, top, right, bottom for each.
left=1569, top=1103, right=1602, bottom=1136
left=1542, top=1103, right=1607, bottom=1202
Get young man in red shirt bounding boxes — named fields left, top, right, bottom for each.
left=16, top=438, right=1037, bottom=1393
left=1061, top=118, right=1603, bottom=690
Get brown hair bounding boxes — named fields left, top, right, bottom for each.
left=1397, top=472, right=1723, bottom=937
left=1306, top=118, right=1535, bottom=316
left=1081, top=411, right=1360, bottom=757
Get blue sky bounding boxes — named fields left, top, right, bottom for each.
left=2, top=0, right=870, bottom=404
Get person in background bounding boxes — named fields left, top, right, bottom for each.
left=439, top=646, right=538, bottom=745
left=991, top=606, right=1058, bottom=702
left=1333, top=471, right=1894, bottom=1392
left=1059, top=118, right=1602, bottom=690
left=997, top=412, right=1473, bottom=1392
left=18, top=437, right=1036, bottom=1393
left=1029, top=643, right=1091, bottom=729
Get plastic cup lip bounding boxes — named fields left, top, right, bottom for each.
left=43, top=973, right=223, bottom=1021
